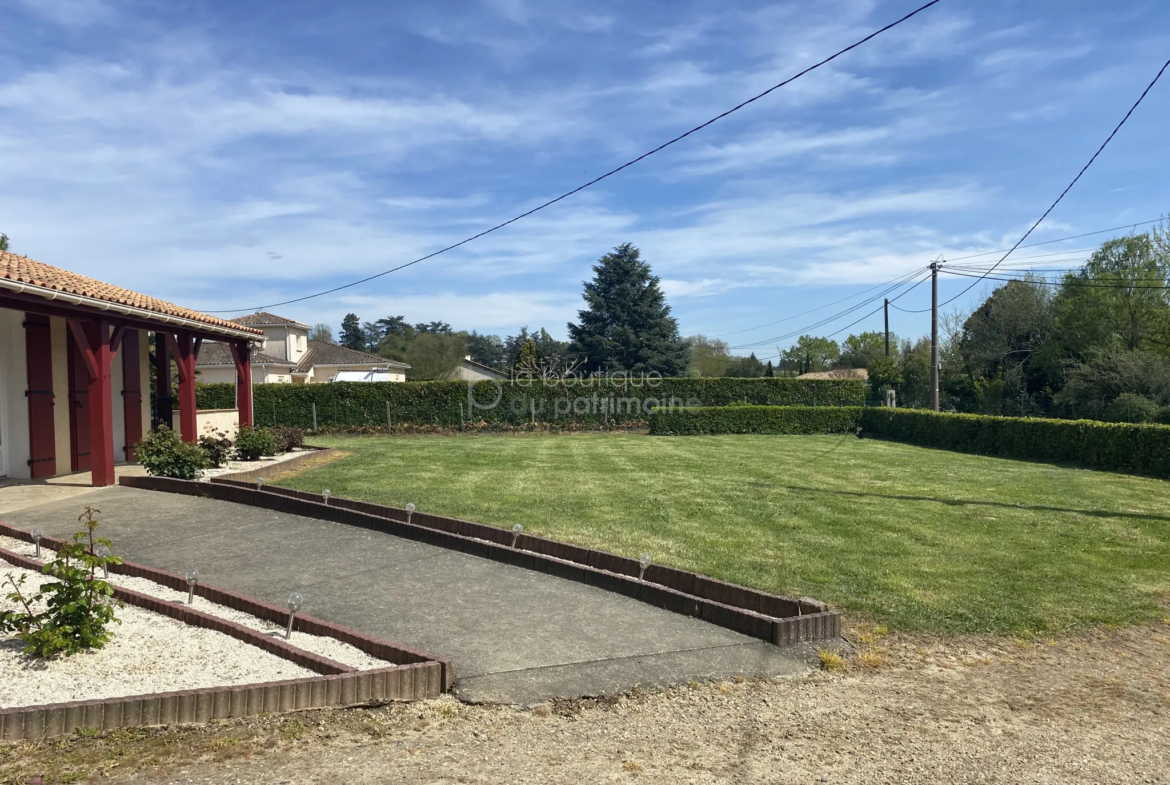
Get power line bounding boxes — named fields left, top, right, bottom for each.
left=689, top=268, right=930, bottom=362
left=940, top=268, right=1170, bottom=290
left=730, top=268, right=929, bottom=349
left=712, top=266, right=927, bottom=338
left=753, top=271, right=934, bottom=362
left=201, top=0, right=946, bottom=314
left=935, top=219, right=1165, bottom=264
left=930, top=57, right=1170, bottom=311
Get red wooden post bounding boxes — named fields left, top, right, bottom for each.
left=84, top=319, right=116, bottom=487
left=170, top=331, right=198, bottom=443
left=232, top=341, right=254, bottom=427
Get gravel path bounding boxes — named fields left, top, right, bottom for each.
left=1, top=621, right=1165, bottom=783
left=0, top=536, right=389, bottom=671
left=0, top=564, right=317, bottom=708
left=198, top=448, right=313, bottom=481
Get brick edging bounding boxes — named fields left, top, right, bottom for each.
left=0, top=522, right=453, bottom=690
left=0, top=661, right=442, bottom=742
left=123, top=476, right=842, bottom=646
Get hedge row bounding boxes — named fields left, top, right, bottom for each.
left=649, top=406, right=863, bottom=435
left=195, top=377, right=867, bottom=429
left=859, top=408, right=1170, bottom=478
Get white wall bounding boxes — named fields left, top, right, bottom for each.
left=50, top=317, right=70, bottom=469
left=197, top=367, right=238, bottom=384
left=0, top=309, right=28, bottom=478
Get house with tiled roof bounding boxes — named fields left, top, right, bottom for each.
left=196, top=312, right=408, bottom=384
left=0, top=251, right=263, bottom=486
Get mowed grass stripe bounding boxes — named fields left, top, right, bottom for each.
left=279, top=433, right=1170, bottom=635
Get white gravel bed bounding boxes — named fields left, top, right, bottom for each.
left=0, top=564, right=317, bottom=709
left=198, top=448, right=313, bottom=481
left=0, top=536, right=390, bottom=672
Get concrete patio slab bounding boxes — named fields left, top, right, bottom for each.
left=2, top=486, right=812, bottom=704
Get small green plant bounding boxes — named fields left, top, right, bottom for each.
left=234, top=425, right=278, bottom=461
left=269, top=426, right=306, bottom=453
left=0, top=507, right=122, bottom=658
left=198, top=428, right=234, bottom=468
left=816, top=648, right=846, bottom=672
left=136, top=425, right=210, bottom=479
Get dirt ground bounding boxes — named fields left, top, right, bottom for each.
left=2, top=621, right=1168, bottom=785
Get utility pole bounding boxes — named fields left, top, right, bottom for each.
left=884, top=298, right=890, bottom=357
left=930, top=262, right=939, bottom=411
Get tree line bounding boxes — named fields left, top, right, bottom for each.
left=754, top=223, right=1170, bottom=421
left=325, top=243, right=692, bottom=381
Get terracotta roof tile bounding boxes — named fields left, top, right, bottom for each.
left=195, top=342, right=292, bottom=367
left=0, top=251, right=262, bottom=337
left=231, top=312, right=310, bottom=328
left=295, top=341, right=409, bottom=373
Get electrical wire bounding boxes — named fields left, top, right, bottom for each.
left=714, top=266, right=927, bottom=339
left=929, top=57, right=1170, bottom=311
left=200, top=0, right=945, bottom=314
left=940, top=268, right=1170, bottom=290
left=730, top=268, right=929, bottom=349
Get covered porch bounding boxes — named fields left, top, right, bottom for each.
left=0, top=251, right=262, bottom=487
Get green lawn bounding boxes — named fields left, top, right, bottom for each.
left=278, top=433, right=1170, bottom=636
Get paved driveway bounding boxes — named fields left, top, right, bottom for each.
left=2, top=485, right=811, bottom=703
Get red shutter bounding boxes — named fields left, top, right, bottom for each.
left=67, top=328, right=91, bottom=472
left=122, top=330, right=143, bottom=461
left=23, top=314, right=56, bottom=478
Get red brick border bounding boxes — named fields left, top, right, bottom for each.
left=121, top=475, right=842, bottom=647
left=0, top=525, right=453, bottom=740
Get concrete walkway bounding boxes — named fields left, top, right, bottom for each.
left=1, top=485, right=813, bottom=704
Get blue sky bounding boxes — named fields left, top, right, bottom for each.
left=1, top=0, right=1168, bottom=359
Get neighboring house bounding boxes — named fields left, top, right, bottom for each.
left=0, top=251, right=262, bottom=486
left=296, top=341, right=409, bottom=383
left=195, top=342, right=295, bottom=384
left=455, top=356, right=508, bottom=382
left=196, top=311, right=409, bottom=383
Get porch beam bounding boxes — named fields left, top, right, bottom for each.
left=175, top=331, right=198, bottom=444
left=66, top=318, right=99, bottom=382
left=231, top=342, right=254, bottom=428
left=110, top=325, right=126, bottom=355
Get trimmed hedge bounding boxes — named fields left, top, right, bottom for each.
left=649, top=406, right=864, bottom=435
left=195, top=377, right=867, bottom=430
left=860, top=408, right=1170, bottom=478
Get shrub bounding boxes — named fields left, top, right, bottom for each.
left=136, top=425, right=210, bottom=479
left=649, top=406, right=864, bottom=435
left=860, top=408, right=1170, bottom=478
left=0, top=507, right=122, bottom=658
left=198, top=428, right=234, bottom=468
left=234, top=425, right=278, bottom=461
left=269, top=425, right=306, bottom=453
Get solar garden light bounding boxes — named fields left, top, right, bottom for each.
left=30, top=528, right=44, bottom=559
left=511, top=523, right=524, bottom=548
left=638, top=553, right=652, bottom=582
left=186, top=568, right=200, bottom=604
left=322, top=489, right=331, bottom=505
left=405, top=502, right=416, bottom=524
left=286, top=591, right=304, bottom=639
left=95, top=544, right=111, bottom=578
